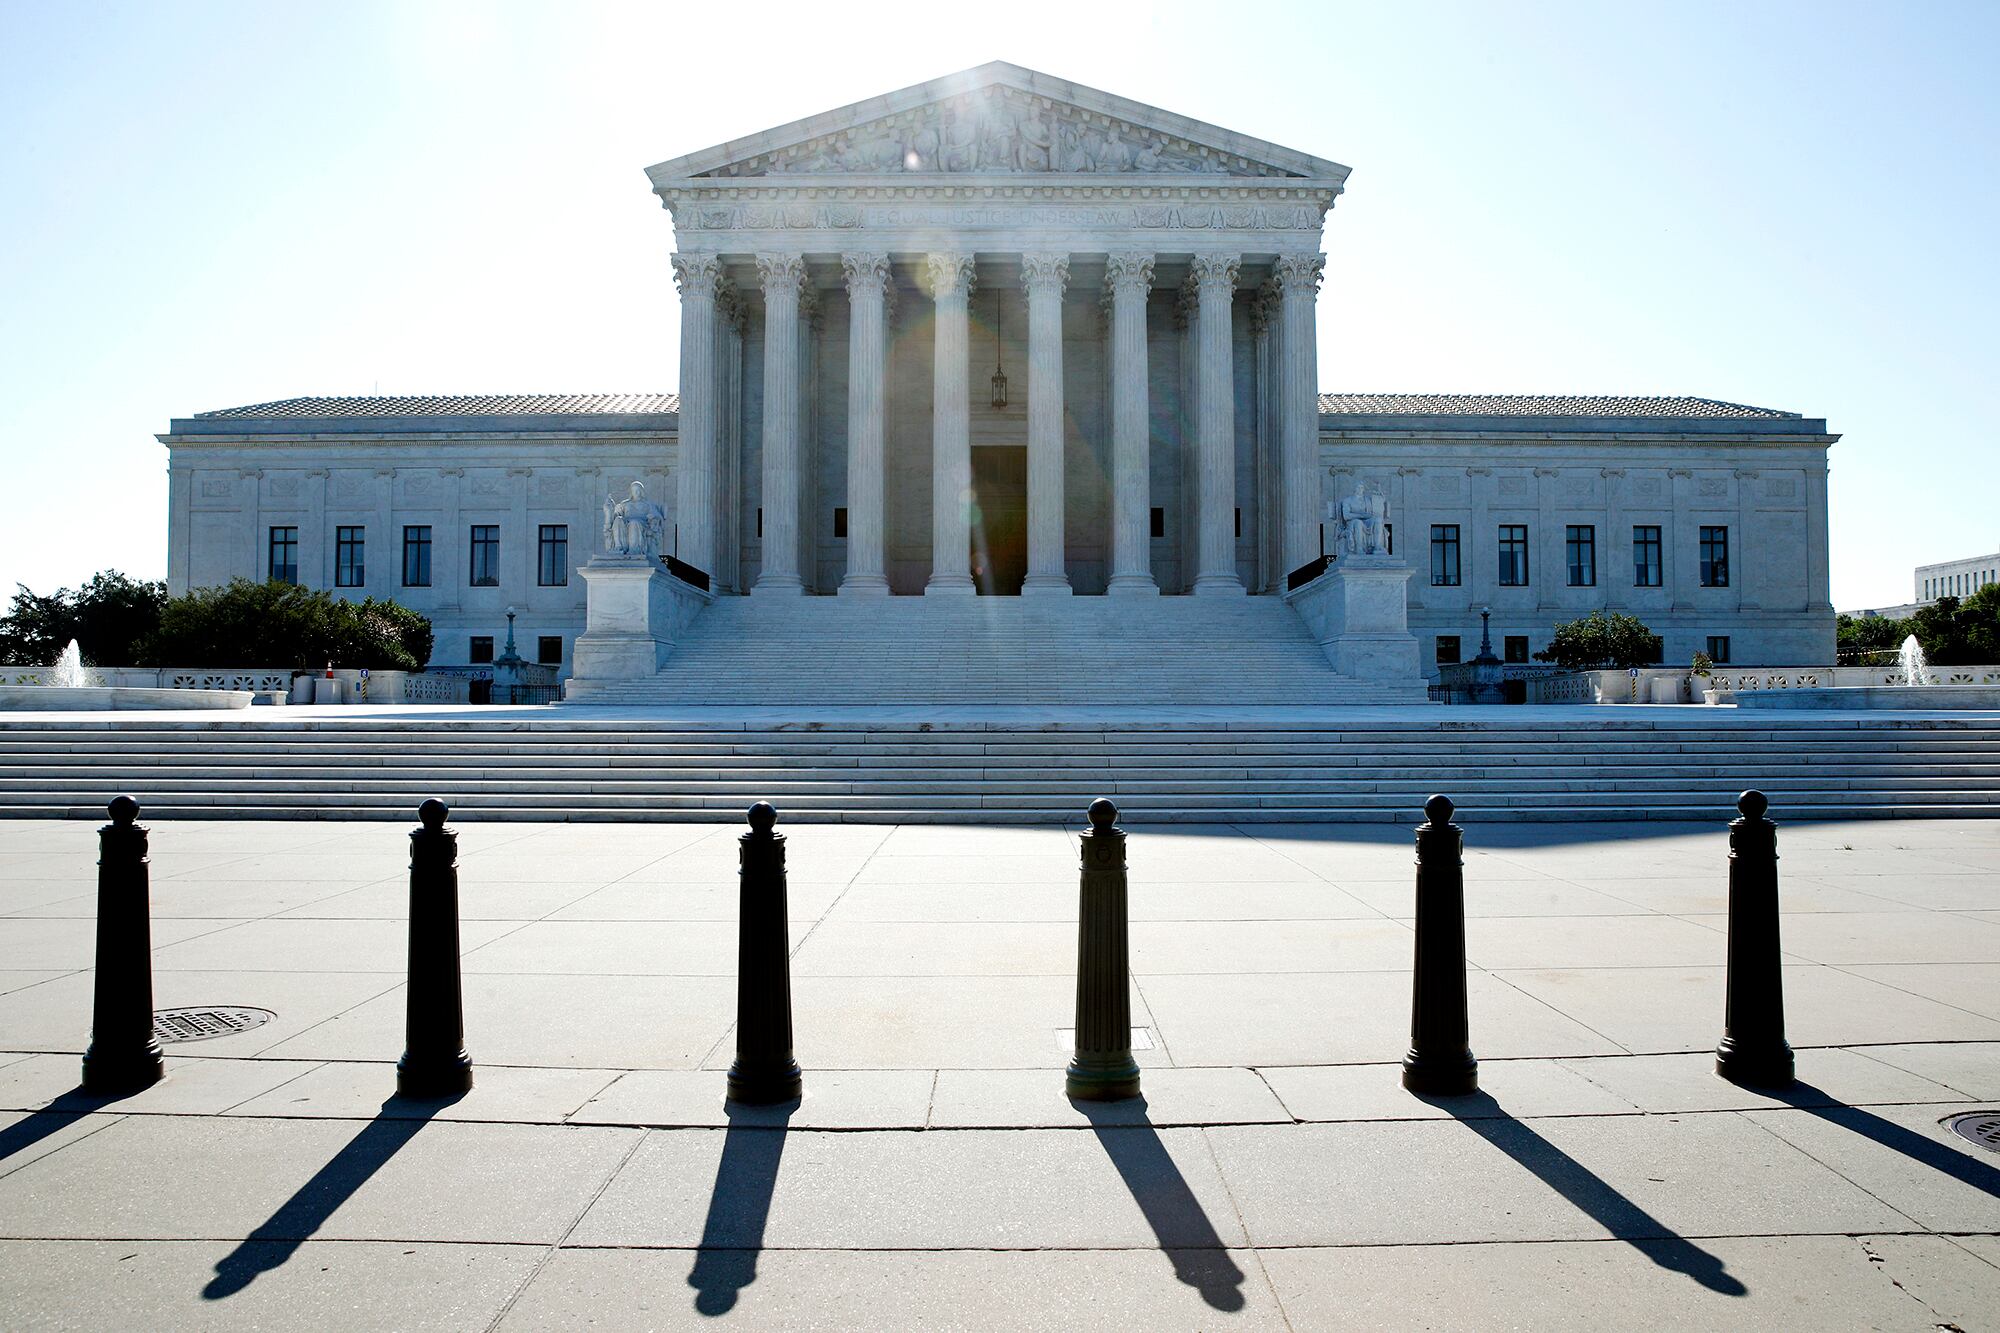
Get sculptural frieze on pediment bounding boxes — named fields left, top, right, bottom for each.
left=701, top=87, right=1295, bottom=179
left=682, top=200, right=1326, bottom=233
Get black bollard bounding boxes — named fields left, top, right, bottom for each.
left=1067, top=798, right=1141, bottom=1102
left=1403, top=794, right=1478, bottom=1096
left=80, top=796, right=166, bottom=1095
left=1715, top=790, right=1794, bottom=1088
left=397, top=799, right=473, bottom=1098
left=727, top=802, right=802, bottom=1105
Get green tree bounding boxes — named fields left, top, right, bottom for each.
left=146, top=581, right=433, bottom=670
left=1836, top=611, right=1909, bottom=661
left=1906, top=586, right=2000, bottom=666
left=0, top=571, right=166, bottom=666
left=1533, top=610, right=1663, bottom=670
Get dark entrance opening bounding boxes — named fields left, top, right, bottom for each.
left=970, top=446, right=1027, bottom=596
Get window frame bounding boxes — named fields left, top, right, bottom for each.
left=1706, top=635, right=1732, bottom=665
left=1564, top=524, right=1596, bottom=588
left=334, top=525, right=365, bottom=588
left=1497, top=524, right=1530, bottom=587
left=267, top=526, right=299, bottom=585
left=1699, top=525, right=1730, bottom=588
left=1632, top=525, right=1662, bottom=587
left=468, top=636, right=495, bottom=664
left=537, top=524, right=568, bottom=587
left=402, top=525, right=432, bottom=588
left=469, top=525, right=501, bottom=588
left=1435, top=635, right=1462, bottom=666
left=536, top=635, right=563, bottom=666
left=1429, top=524, right=1461, bottom=587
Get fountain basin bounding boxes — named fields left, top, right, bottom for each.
left=1734, top=685, right=2000, bottom=711
left=0, top=685, right=253, bottom=711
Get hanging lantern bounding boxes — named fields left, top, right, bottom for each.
left=990, top=286, right=1009, bottom=409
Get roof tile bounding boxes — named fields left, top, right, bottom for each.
left=1315, top=393, right=1796, bottom=419
left=195, top=393, right=679, bottom=420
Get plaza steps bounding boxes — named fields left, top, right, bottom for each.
left=2, top=714, right=1998, bottom=823
left=560, top=595, right=1428, bottom=707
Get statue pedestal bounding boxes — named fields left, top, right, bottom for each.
left=569, top=557, right=713, bottom=684
left=1282, top=554, right=1422, bottom=684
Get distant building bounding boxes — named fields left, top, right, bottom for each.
left=1916, top=548, right=2000, bottom=605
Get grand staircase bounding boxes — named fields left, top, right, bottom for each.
left=561, top=595, right=1426, bottom=707
left=2, top=713, right=1997, bottom=823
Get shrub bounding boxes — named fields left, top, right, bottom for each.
left=1533, top=610, right=1663, bottom=671
left=1906, top=586, right=2000, bottom=666
left=0, top=571, right=166, bottom=666
left=146, top=580, right=433, bottom=670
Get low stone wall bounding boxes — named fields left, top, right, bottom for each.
left=0, top=685, right=252, bottom=711
left=1527, top=664, right=2000, bottom=704
left=1735, top=685, right=2000, bottom=710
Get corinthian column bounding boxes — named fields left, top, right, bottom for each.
left=671, top=253, right=723, bottom=576
left=1104, top=253, right=1157, bottom=595
left=924, top=253, right=977, bottom=595
left=753, top=253, right=807, bottom=595
left=1273, top=252, right=1325, bottom=577
left=1021, top=252, right=1072, bottom=595
left=839, top=252, right=891, bottom=596
left=1190, top=252, right=1244, bottom=595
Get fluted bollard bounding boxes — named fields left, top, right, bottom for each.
left=80, top=796, right=165, bottom=1095
left=1715, top=790, right=1794, bottom=1088
left=728, top=802, right=802, bottom=1104
left=1067, top=798, right=1141, bottom=1102
left=397, top=799, right=473, bottom=1098
left=1403, top=795, right=1478, bottom=1096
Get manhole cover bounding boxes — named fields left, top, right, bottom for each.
left=1943, top=1111, right=2000, bottom=1153
left=152, top=1006, right=275, bottom=1044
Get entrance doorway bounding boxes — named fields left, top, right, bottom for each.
left=969, top=446, right=1027, bottom=596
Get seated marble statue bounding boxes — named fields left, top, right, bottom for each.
left=601, top=481, right=667, bottom=559
left=1335, top=483, right=1391, bottom=558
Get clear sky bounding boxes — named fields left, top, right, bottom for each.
left=1, top=0, right=1993, bottom=612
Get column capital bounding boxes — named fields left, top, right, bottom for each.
left=923, top=252, right=976, bottom=300
left=1104, top=252, right=1155, bottom=296
left=1020, top=252, right=1070, bottom=296
left=1188, top=252, right=1241, bottom=293
left=841, top=252, right=891, bottom=295
left=755, top=252, right=808, bottom=296
left=671, top=252, right=724, bottom=297
left=1273, top=251, right=1326, bottom=295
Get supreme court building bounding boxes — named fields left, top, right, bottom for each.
left=162, top=63, right=1837, bottom=692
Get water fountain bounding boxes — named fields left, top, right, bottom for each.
left=1897, top=634, right=1936, bottom=687
left=48, top=640, right=100, bottom=689
left=0, top=641, right=252, bottom=711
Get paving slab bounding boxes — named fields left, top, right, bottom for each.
left=0, top=1107, right=123, bottom=1179
left=1696, top=910, right=2000, bottom=966
left=1261, top=1059, right=1638, bottom=1122
left=568, top=1124, right=1246, bottom=1250
left=0, top=1052, right=322, bottom=1116
left=149, top=916, right=521, bottom=974
left=790, top=919, right=1073, bottom=976
left=0, top=968, right=403, bottom=1057
left=1346, top=877, right=1640, bottom=918
left=459, top=918, right=800, bottom=976
left=0, top=916, right=238, bottom=971
left=1207, top=1111, right=1908, bottom=1247
left=542, top=876, right=846, bottom=921
left=570, top=1068, right=936, bottom=1129
left=1843, top=962, right=2000, bottom=1020
left=927, top=1066, right=1288, bottom=1128
left=1259, top=1233, right=1994, bottom=1331
left=1555, top=1048, right=1967, bottom=1114
left=0, top=1114, right=641, bottom=1242
left=276, top=876, right=612, bottom=922
left=498, top=1244, right=1282, bottom=1329
left=0, top=1238, right=544, bottom=1332
left=1854, top=1041, right=2000, bottom=1099
left=224, top=1061, right=621, bottom=1123
left=1466, top=914, right=1730, bottom=970
left=1140, top=969, right=1623, bottom=1066
left=1745, top=1099, right=2000, bottom=1233
left=1133, top=917, right=1415, bottom=974
left=1797, top=870, right=2000, bottom=911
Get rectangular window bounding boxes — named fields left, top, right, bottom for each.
left=1429, top=524, right=1461, bottom=587
left=1503, top=635, right=1529, bottom=664
left=1435, top=635, right=1461, bottom=665
left=1150, top=507, right=1165, bottom=539
left=1234, top=507, right=1242, bottom=539
left=468, top=636, right=494, bottom=664
left=268, top=526, right=298, bottom=585
left=833, top=507, right=848, bottom=539
left=1706, top=635, right=1732, bottom=665
left=402, top=525, right=432, bottom=587
left=1700, top=526, right=1730, bottom=587
left=537, top=635, right=563, bottom=666
left=1633, top=525, right=1662, bottom=587
left=469, top=525, right=500, bottom=587
left=1564, top=525, right=1595, bottom=587
left=537, top=525, right=568, bottom=587
left=1498, top=524, right=1530, bottom=586
left=335, top=526, right=365, bottom=588
left=1384, top=523, right=1394, bottom=557
left=756, top=507, right=762, bottom=539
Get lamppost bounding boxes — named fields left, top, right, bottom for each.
left=1470, top=606, right=1506, bottom=704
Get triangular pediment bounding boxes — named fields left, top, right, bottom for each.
left=646, top=62, right=1348, bottom=185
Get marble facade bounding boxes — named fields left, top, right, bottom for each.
left=159, top=63, right=1837, bottom=681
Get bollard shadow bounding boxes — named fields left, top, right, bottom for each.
left=202, top=1092, right=460, bottom=1300
left=0, top=1085, right=144, bottom=1166
left=1423, top=1091, right=1747, bottom=1296
left=686, top=1097, right=796, bottom=1317
left=1772, top=1081, right=2000, bottom=1199
left=1075, top=1098, right=1248, bottom=1313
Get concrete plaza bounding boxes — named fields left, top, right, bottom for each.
left=2, top=811, right=1998, bottom=1328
